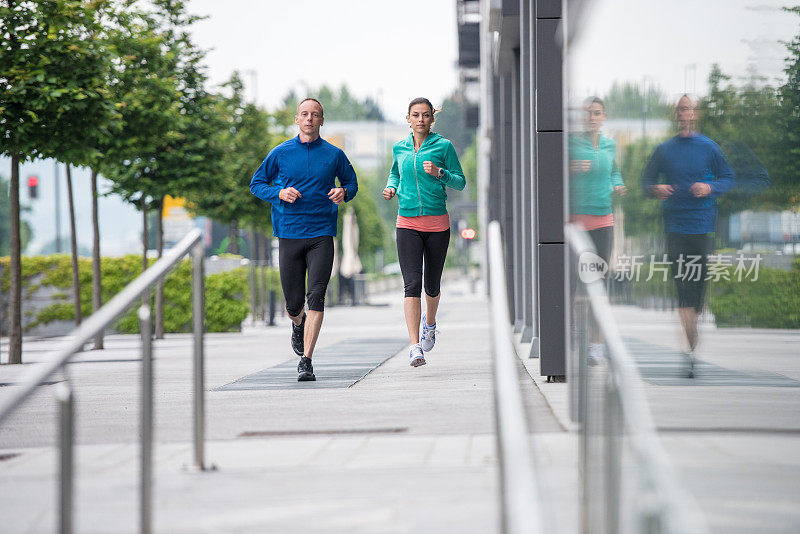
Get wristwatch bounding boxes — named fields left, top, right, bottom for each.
left=437, top=168, right=445, bottom=179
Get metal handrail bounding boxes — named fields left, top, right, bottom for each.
left=566, top=223, right=707, bottom=534
left=487, top=220, right=544, bottom=534
left=0, top=229, right=207, bottom=534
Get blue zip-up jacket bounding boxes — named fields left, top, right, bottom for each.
left=641, top=134, right=734, bottom=234
left=250, top=136, right=358, bottom=239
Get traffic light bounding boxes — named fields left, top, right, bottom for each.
left=27, top=176, right=39, bottom=199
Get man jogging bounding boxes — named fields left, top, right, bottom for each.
left=250, top=98, right=358, bottom=381
left=642, top=94, right=734, bottom=377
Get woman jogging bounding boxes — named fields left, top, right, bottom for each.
left=569, top=96, right=626, bottom=363
left=382, top=97, right=466, bottom=367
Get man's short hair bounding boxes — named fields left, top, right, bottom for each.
left=297, top=97, right=324, bottom=117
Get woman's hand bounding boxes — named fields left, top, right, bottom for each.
left=613, top=185, right=627, bottom=196
left=423, top=161, right=440, bottom=177
left=382, top=187, right=396, bottom=200
left=279, top=187, right=301, bottom=203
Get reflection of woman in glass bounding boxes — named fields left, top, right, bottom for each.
left=569, top=97, right=626, bottom=362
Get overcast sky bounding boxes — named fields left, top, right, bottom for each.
left=186, top=0, right=460, bottom=122
left=570, top=0, right=799, bottom=104
left=186, top=1, right=798, bottom=118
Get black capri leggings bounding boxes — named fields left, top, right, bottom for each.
left=666, top=232, right=712, bottom=312
left=396, top=227, right=450, bottom=298
left=278, top=236, right=334, bottom=317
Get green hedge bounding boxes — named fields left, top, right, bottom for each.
left=708, top=261, right=800, bottom=329
left=616, top=257, right=800, bottom=329
left=0, top=255, right=280, bottom=333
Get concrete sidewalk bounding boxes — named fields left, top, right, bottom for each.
left=0, top=278, right=569, bottom=534
left=522, top=305, right=800, bottom=534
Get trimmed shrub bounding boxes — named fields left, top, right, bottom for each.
left=0, top=255, right=281, bottom=334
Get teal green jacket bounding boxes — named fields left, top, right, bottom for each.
left=386, top=132, right=466, bottom=216
left=569, top=133, right=624, bottom=216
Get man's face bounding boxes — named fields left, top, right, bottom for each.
left=295, top=100, right=324, bottom=136
left=676, top=96, right=696, bottom=129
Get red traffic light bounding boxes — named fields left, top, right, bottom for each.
left=460, top=228, right=476, bottom=240
left=27, top=176, right=39, bottom=199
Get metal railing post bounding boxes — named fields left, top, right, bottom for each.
left=191, top=242, right=206, bottom=470
left=54, top=382, right=74, bottom=534
left=139, top=306, right=153, bottom=534
left=604, top=380, right=622, bottom=534
left=487, top=221, right=544, bottom=534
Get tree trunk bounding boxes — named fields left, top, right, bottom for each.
left=141, top=197, right=149, bottom=307
left=155, top=197, right=165, bottom=339
left=227, top=220, right=239, bottom=254
left=7, top=154, right=22, bottom=364
left=66, top=165, right=82, bottom=326
left=91, top=169, right=103, bottom=349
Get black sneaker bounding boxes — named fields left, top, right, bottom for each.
left=291, top=314, right=305, bottom=356
left=297, top=356, right=315, bottom=381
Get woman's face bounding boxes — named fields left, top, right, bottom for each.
left=586, top=102, right=606, bottom=132
left=407, top=103, right=434, bottom=134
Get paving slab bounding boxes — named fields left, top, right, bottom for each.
left=217, top=337, right=407, bottom=390
left=0, top=277, right=566, bottom=534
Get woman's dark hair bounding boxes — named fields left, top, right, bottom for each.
left=586, top=96, right=604, bottom=110
left=407, top=97, right=435, bottom=115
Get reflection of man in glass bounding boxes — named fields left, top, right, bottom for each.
left=641, top=94, right=735, bottom=376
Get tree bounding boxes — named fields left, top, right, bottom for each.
left=1, top=0, right=118, bottom=363
left=0, top=175, right=32, bottom=256
left=103, top=0, right=227, bottom=337
left=185, top=72, right=275, bottom=250
left=779, top=6, right=800, bottom=207
left=281, top=84, right=384, bottom=123
left=432, top=91, right=476, bottom=156
left=602, top=80, right=672, bottom=123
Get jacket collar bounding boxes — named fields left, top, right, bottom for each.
left=405, top=131, right=440, bottom=149
left=295, top=135, right=323, bottom=147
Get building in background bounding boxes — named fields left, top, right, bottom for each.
left=322, top=121, right=409, bottom=171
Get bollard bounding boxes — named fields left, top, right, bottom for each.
left=138, top=306, right=153, bottom=534
left=54, top=381, right=74, bottom=534
left=191, top=243, right=206, bottom=470
left=268, top=290, right=276, bottom=326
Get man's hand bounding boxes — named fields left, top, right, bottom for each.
left=570, top=160, right=591, bottom=173
left=613, top=185, right=627, bottom=196
left=689, top=182, right=712, bottom=198
left=279, top=187, right=301, bottom=203
left=328, top=187, right=346, bottom=205
left=651, top=184, right=674, bottom=200
left=382, top=187, right=396, bottom=200
left=423, top=161, right=440, bottom=177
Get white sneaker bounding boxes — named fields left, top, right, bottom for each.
left=588, top=343, right=605, bottom=366
left=420, top=314, right=438, bottom=352
left=409, top=344, right=426, bottom=367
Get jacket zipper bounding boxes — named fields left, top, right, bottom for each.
left=413, top=142, right=422, bottom=216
